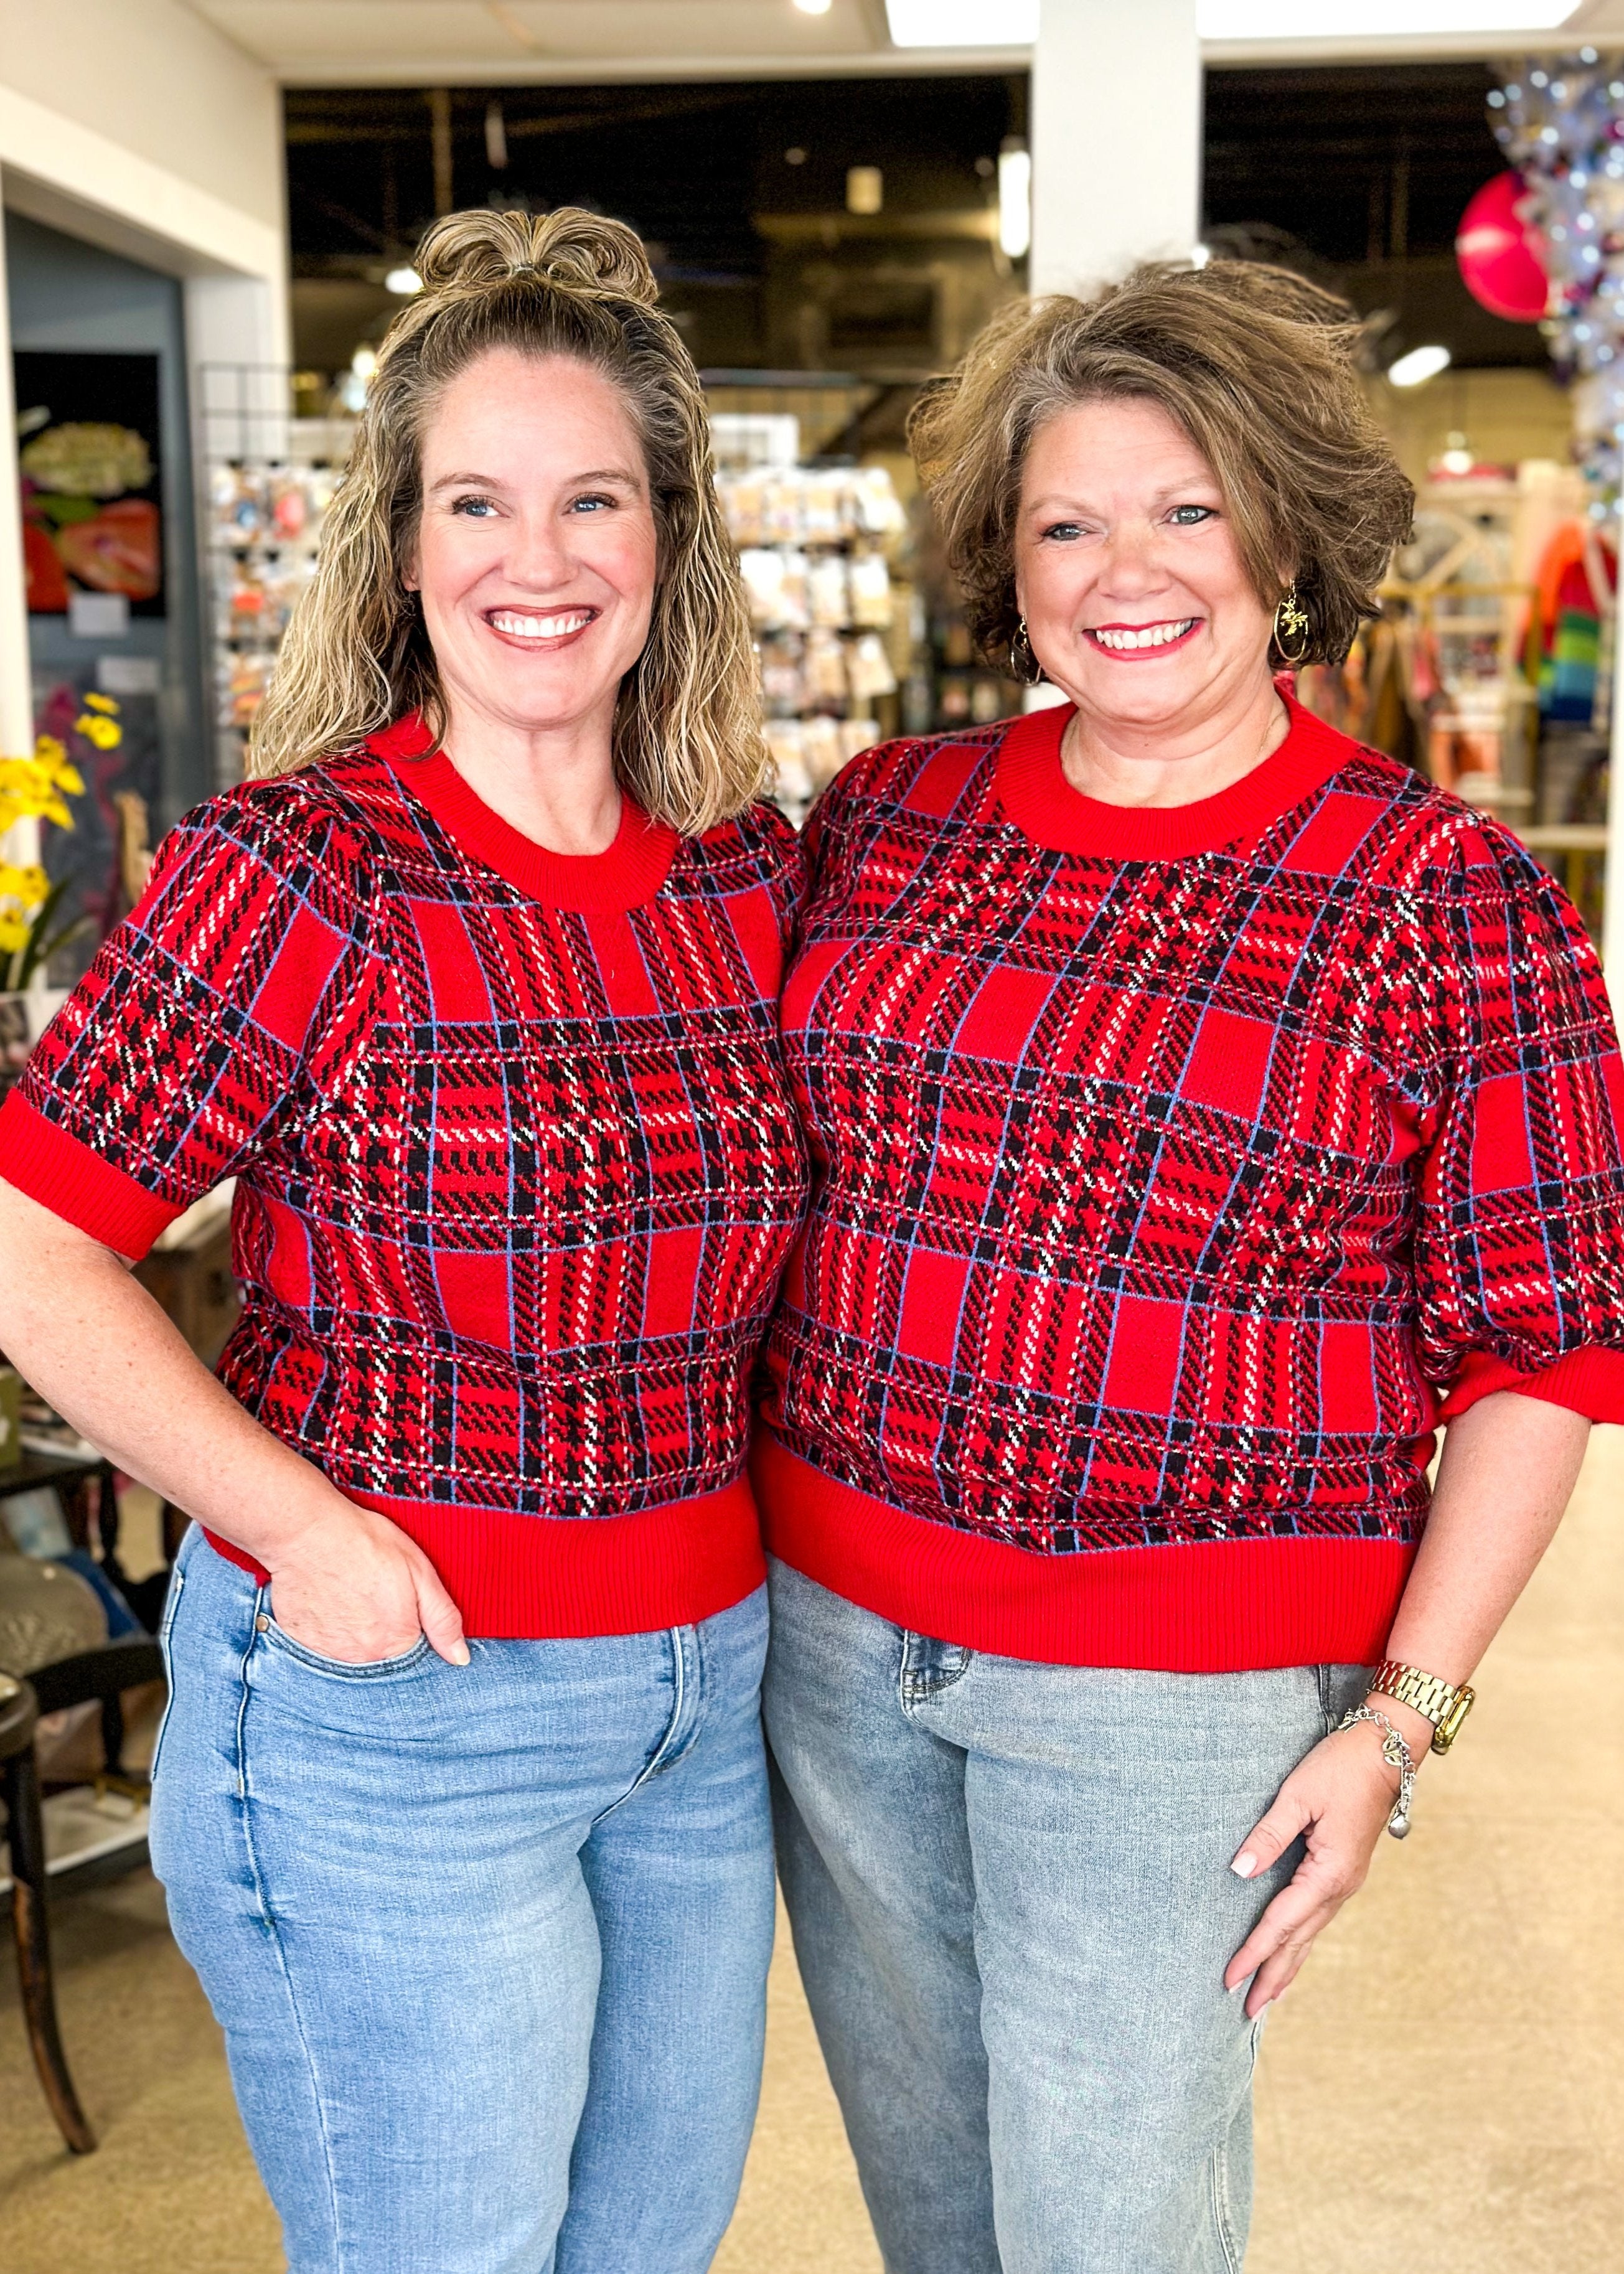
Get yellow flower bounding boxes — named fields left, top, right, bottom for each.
left=73, top=713, right=121, bottom=752
left=82, top=692, right=118, bottom=715
left=33, top=734, right=66, bottom=770
left=0, top=863, right=49, bottom=906
left=0, top=911, right=31, bottom=956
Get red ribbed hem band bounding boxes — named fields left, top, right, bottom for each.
left=751, top=1433, right=1415, bottom=1673
left=1440, top=1343, right=1624, bottom=1425
left=0, top=1089, right=182, bottom=1260
left=202, top=1475, right=765, bottom=1639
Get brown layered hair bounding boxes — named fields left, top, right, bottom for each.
left=906, top=261, right=1414, bottom=673
left=251, top=207, right=764, bottom=833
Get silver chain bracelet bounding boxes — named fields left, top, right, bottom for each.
left=1338, top=1703, right=1417, bottom=1838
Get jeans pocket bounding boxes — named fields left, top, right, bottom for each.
left=261, top=1618, right=433, bottom=1682
left=1317, top=1661, right=1373, bottom=1739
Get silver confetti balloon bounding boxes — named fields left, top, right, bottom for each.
left=1491, top=49, right=1624, bottom=493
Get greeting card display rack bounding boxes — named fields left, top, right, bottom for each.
left=195, top=366, right=354, bottom=788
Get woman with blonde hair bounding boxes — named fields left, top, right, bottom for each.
left=0, top=208, right=806, bottom=2273
left=758, top=262, right=1624, bottom=2270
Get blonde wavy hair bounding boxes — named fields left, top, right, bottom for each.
left=908, top=261, right=1414, bottom=674
left=251, top=207, right=766, bottom=833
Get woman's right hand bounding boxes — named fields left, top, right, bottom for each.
left=265, top=1500, right=470, bottom=1666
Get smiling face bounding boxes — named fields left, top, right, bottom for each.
left=1014, top=395, right=1279, bottom=742
left=406, top=347, right=659, bottom=746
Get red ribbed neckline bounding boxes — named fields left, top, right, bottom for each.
left=368, top=712, right=678, bottom=911
left=995, top=689, right=1353, bottom=861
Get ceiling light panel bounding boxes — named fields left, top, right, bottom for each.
left=885, top=0, right=1039, bottom=44
left=1199, top=1, right=1577, bottom=32
left=194, top=2, right=873, bottom=74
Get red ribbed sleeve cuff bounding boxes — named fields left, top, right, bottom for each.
left=0, top=1089, right=185, bottom=1261
left=1440, top=1345, right=1624, bottom=1426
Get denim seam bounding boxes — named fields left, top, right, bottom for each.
left=654, top=1619, right=708, bottom=1775
left=235, top=1582, right=349, bottom=2268
left=147, top=1562, right=187, bottom=1788
left=1211, top=2015, right=1264, bottom=2274
left=589, top=1625, right=691, bottom=1826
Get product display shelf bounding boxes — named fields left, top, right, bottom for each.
left=711, top=412, right=909, bottom=826
left=196, top=365, right=354, bottom=788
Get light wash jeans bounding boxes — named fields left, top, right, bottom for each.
left=763, top=1557, right=1368, bottom=2274
left=149, top=1528, right=776, bottom=2274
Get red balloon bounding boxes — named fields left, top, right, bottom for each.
left=1456, top=170, right=1549, bottom=322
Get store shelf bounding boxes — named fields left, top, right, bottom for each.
left=0, top=1786, right=149, bottom=1896
left=1518, top=824, right=1610, bottom=852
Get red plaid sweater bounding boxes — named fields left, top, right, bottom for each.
left=0, top=717, right=809, bottom=1636
left=754, top=695, right=1624, bottom=1671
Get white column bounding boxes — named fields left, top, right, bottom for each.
left=0, top=198, right=34, bottom=764
left=1030, top=0, right=1203, bottom=299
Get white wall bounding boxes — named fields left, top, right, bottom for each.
left=0, top=0, right=287, bottom=767
left=0, top=0, right=281, bottom=233
left=1031, top=0, right=1201, bottom=298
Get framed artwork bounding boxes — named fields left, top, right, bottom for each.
left=14, top=350, right=165, bottom=618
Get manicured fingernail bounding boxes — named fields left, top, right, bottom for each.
left=451, top=1642, right=470, bottom=1665
left=1227, top=1980, right=1246, bottom=1996
left=1231, top=1852, right=1257, bottom=1879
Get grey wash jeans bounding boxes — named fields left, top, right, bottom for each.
left=763, top=1556, right=1368, bottom=2274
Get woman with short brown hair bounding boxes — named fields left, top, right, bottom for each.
left=758, top=263, right=1624, bottom=2272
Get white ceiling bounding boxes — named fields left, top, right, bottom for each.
left=185, top=0, right=1624, bottom=86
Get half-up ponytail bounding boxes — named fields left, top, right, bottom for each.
left=412, top=206, right=660, bottom=305
left=251, top=206, right=766, bottom=834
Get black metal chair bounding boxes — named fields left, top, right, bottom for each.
left=1, top=1633, right=165, bottom=2153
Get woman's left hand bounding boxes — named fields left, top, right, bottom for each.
left=1223, top=1714, right=1414, bottom=2018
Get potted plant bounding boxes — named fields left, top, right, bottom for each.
left=0, top=693, right=120, bottom=1080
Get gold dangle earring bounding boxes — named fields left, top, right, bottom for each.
left=1273, top=584, right=1311, bottom=665
left=1010, top=614, right=1044, bottom=687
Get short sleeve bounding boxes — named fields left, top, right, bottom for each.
left=1413, top=827, right=1624, bottom=1424
left=0, top=787, right=384, bottom=1259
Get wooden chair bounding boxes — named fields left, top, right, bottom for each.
left=1, top=1668, right=94, bottom=2152
left=1, top=1635, right=165, bottom=2154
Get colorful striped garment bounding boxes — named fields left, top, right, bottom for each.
left=754, top=695, right=1624, bottom=1672
left=0, top=716, right=809, bottom=1636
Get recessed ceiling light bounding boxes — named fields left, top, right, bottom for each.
left=385, top=266, right=423, bottom=296
left=885, top=0, right=1038, bottom=43
left=1388, top=344, right=1452, bottom=388
left=793, top=0, right=833, bottom=15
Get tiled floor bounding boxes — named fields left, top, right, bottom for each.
left=2, top=1430, right=1620, bottom=2272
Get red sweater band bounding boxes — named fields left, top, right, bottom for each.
left=204, top=1477, right=765, bottom=1640
left=753, top=1434, right=1413, bottom=1673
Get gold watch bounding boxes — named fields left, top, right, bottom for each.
left=1368, top=1660, right=1475, bottom=1755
